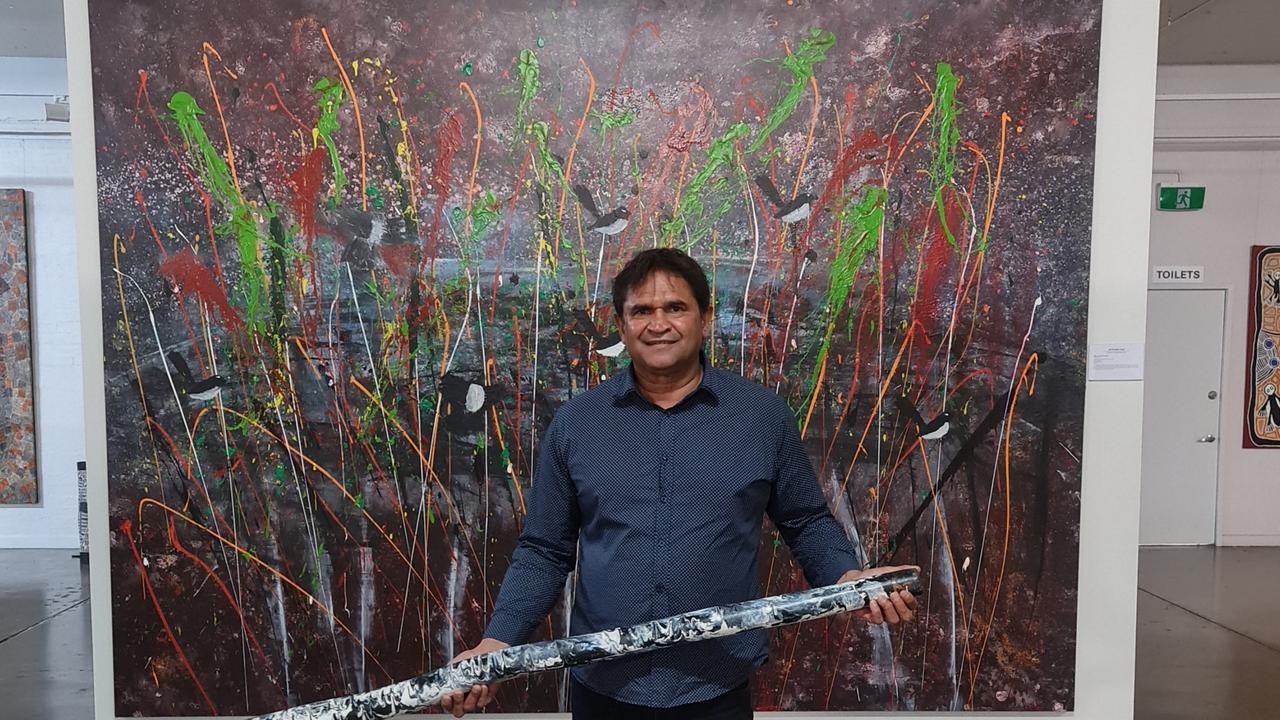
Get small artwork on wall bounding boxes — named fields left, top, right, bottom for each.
left=1245, top=245, right=1280, bottom=448
left=0, top=188, right=39, bottom=503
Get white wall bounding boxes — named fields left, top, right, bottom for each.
left=71, top=0, right=1159, bottom=716
left=1149, top=69, right=1280, bottom=544
left=0, top=56, right=86, bottom=548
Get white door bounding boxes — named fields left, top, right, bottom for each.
left=1139, top=289, right=1226, bottom=545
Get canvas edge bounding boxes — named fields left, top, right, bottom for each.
left=64, top=0, right=117, bottom=718
left=1071, top=0, right=1161, bottom=718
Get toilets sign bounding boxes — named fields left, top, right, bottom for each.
left=1152, top=265, right=1205, bottom=284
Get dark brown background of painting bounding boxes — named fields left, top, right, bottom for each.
left=89, top=0, right=1099, bottom=714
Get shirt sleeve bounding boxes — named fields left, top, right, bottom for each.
left=484, top=413, right=581, bottom=645
left=766, top=406, right=862, bottom=587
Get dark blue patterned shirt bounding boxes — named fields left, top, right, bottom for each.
left=485, top=357, right=861, bottom=707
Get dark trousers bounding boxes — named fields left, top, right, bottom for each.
left=571, top=680, right=753, bottom=720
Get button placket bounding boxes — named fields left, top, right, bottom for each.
left=656, top=411, right=673, bottom=614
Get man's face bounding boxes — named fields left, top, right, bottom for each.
left=617, top=270, right=710, bottom=374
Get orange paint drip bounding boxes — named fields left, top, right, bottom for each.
left=792, top=74, right=821, bottom=198
left=321, top=27, right=368, bottom=211
left=458, top=81, right=484, bottom=233
left=121, top=519, right=219, bottom=714
left=967, top=353, right=1038, bottom=705
left=135, top=502, right=403, bottom=677
left=553, top=59, right=596, bottom=251
left=980, top=113, right=1011, bottom=247
left=202, top=43, right=242, bottom=201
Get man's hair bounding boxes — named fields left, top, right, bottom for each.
left=612, top=248, right=712, bottom=316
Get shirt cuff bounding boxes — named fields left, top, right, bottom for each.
left=813, top=551, right=862, bottom=587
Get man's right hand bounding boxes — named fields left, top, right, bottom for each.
left=440, top=638, right=510, bottom=718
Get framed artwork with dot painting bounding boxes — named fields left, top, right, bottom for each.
left=1245, top=245, right=1280, bottom=448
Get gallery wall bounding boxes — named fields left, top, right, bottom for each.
left=73, top=0, right=1159, bottom=718
left=1150, top=65, right=1280, bottom=545
left=0, top=56, right=87, bottom=548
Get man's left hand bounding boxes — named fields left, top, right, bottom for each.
left=838, top=566, right=919, bottom=625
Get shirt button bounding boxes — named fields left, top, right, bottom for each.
left=655, top=584, right=666, bottom=593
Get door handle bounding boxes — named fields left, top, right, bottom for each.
left=1198, top=435, right=1217, bottom=443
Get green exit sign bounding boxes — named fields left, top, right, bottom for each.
left=1158, top=185, right=1205, bottom=211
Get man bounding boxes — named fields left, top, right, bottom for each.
left=443, top=248, right=917, bottom=719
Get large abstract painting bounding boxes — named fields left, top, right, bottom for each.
left=1245, top=246, right=1280, bottom=448
left=0, top=188, right=38, bottom=504
left=89, top=1, right=1100, bottom=714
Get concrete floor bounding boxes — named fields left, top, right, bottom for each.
left=0, top=547, right=1276, bottom=719
left=1135, top=546, right=1280, bottom=720
left=0, top=550, right=93, bottom=719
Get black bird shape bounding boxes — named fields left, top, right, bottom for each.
left=570, top=309, right=626, bottom=357
left=754, top=174, right=816, bottom=224
left=166, top=351, right=228, bottom=402
left=896, top=396, right=952, bottom=440
left=1264, top=385, right=1280, bottom=430
left=572, top=183, right=630, bottom=236
left=1267, top=273, right=1280, bottom=304
left=439, top=373, right=505, bottom=434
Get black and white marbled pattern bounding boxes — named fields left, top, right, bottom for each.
left=251, top=570, right=920, bottom=720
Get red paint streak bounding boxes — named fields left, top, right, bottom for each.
left=159, top=249, right=244, bottom=333
left=912, top=190, right=964, bottom=335
left=129, top=192, right=209, bottom=373
left=608, top=22, right=662, bottom=111
left=165, top=516, right=278, bottom=684
left=121, top=519, right=219, bottom=714
left=262, top=80, right=309, bottom=133
left=425, top=111, right=464, bottom=273
left=379, top=244, right=417, bottom=278
left=288, top=147, right=327, bottom=240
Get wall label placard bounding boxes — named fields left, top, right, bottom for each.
left=1088, top=342, right=1145, bottom=382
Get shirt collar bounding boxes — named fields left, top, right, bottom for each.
left=613, top=350, right=721, bottom=405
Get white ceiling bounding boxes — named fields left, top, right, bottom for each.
left=0, top=0, right=65, bottom=58
left=1159, top=0, right=1280, bottom=64
left=0, top=1, right=1278, bottom=65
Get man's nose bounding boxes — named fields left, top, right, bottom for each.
left=647, top=311, right=672, bottom=332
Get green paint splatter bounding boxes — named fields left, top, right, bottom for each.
left=365, top=184, right=385, bottom=209
left=748, top=28, right=835, bottom=154
left=807, top=185, right=887, bottom=396
left=514, top=48, right=540, bottom=136
left=929, top=63, right=962, bottom=248
left=168, top=91, right=268, bottom=329
left=826, top=186, right=887, bottom=312
left=529, top=121, right=565, bottom=187
left=311, top=77, right=348, bottom=201
left=536, top=37, right=545, bottom=48
left=461, top=62, right=474, bottom=76
left=591, top=108, right=636, bottom=132
left=664, top=121, right=751, bottom=248
left=468, top=192, right=501, bottom=236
